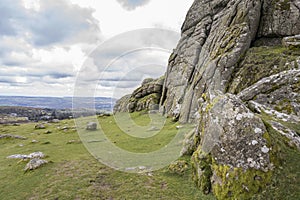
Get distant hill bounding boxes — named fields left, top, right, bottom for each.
left=0, top=96, right=116, bottom=111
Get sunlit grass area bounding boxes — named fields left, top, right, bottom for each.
left=0, top=113, right=214, bottom=200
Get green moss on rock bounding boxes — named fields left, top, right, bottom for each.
left=191, top=150, right=213, bottom=195
left=212, top=163, right=272, bottom=200
left=228, top=46, right=300, bottom=94
left=274, top=0, right=290, bottom=11
left=168, top=160, right=189, bottom=175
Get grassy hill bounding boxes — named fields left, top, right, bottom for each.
left=0, top=113, right=215, bottom=200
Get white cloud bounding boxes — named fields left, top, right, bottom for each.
left=0, top=0, right=194, bottom=97
left=116, top=0, right=151, bottom=10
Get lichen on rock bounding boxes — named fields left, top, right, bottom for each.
left=113, top=76, right=164, bottom=113
left=190, top=92, right=273, bottom=198
left=113, top=0, right=300, bottom=199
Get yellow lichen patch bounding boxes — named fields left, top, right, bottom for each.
left=212, top=162, right=272, bottom=200
left=191, top=149, right=213, bottom=195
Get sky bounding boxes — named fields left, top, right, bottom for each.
left=0, top=0, right=193, bottom=98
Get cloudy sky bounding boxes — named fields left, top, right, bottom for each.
left=0, top=0, right=193, bottom=98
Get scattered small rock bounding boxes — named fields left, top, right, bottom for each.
left=0, top=134, right=27, bottom=140
left=35, top=124, right=46, bottom=129
left=31, top=140, right=39, bottom=143
left=29, top=152, right=46, bottom=159
left=44, top=130, right=52, bottom=134
left=50, top=119, right=60, bottom=123
left=176, top=125, right=183, bottom=130
left=61, top=126, right=69, bottom=130
left=7, top=152, right=45, bottom=160
left=86, top=122, right=97, bottom=130
left=24, top=158, right=48, bottom=171
left=66, top=140, right=82, bottom=144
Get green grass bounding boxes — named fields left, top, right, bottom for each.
left=99, top=112, right=181, bottom=153
left=0, top=114, right=214, bottom=200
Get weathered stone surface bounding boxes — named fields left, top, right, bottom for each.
left=247, top=100, right=300, bottom=150
left=35, top=124, right=46, bottom=129
left=228, top=46, right=300, bottom=94
left=238, top=69, right=300, bottom=117
left=269, top=120, right=300, bottom=149
left=191, top=93, right=273, bottom=198
left=160, top=0, right=262, bottom=123
left=7, top=152, right=46, bottom=160
left=24, top=158, right=48, bottom=171
left=282, top=34, right=300, bottom=48
left=113, top=94, right=131, bottom=113
left=258, top=0, right=300, bottom=37
left=50, top=119, right=60, bottom=123
left=114, top=77, right=164, bottom=113
left=248, top=100, right=300, bottom=123
left=196, top=93, right=271, bottom=170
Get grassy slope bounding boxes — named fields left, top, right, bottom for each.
left=0, top=113, right=214, bottom=200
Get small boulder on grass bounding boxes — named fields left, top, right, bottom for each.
left=24, top=158, right=48, bottom=171
left=35, top=124, right=46, bottom=129
left=86, top=122, right=97, bottom=130
left=44, top=130, right=52, bottom=134
left=50, top=119, right=60, bottom=123
left=66, top=140, right=82, bottom=144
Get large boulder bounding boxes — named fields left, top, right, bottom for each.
left=113, top=94, right=131, bottom=113
left=190, top=93, right=273, bottom=199
left=114, top=76, right=164, bottom=113
left=160, top=0, right=262, bottom=123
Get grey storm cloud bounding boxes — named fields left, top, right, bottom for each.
left=116, top=0, right=151, bottom=10
left=0, top=0, right=28, bottom=36
left=0, top=0, right=101, bottom=47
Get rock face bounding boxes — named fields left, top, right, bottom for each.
left=113, top=76, right=164, bottom=113
left=160, top=0, right=262, bottom=123
left=258, top=0, right=300, bottom=37
left=190, top=93, right=274, bottom=198
left=114, top=0, right=300, bottom=199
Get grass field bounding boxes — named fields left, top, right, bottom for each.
left=0, top=113, right=215, bottom=200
